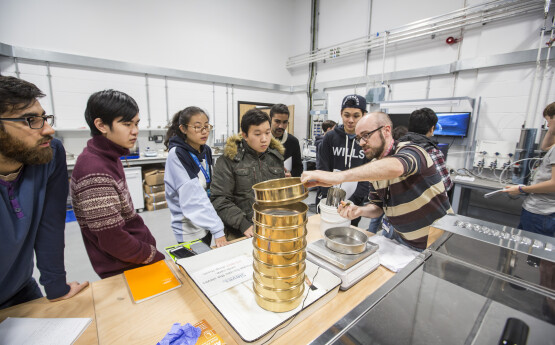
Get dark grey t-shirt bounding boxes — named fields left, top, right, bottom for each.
left=522, top=145, right=555, bottom=215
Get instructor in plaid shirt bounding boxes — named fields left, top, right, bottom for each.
left=399, top=108, right=453, bottom=192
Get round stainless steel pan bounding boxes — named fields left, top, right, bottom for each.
left=324, top=227, right=368, bottom=254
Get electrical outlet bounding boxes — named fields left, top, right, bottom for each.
left=154, top=135, right=164, bottom=143
left=148, top=136, right=154, bottom=141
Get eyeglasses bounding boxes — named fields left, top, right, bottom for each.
left=0, top=115, right=55, bottom=129
left=185, top=124, right=214, bottom=133
left=355, top=126, right=384, bottom=145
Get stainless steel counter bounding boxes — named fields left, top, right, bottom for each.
left=311, top=215, right=555, bottom=345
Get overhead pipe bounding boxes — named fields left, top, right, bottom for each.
left=287, top=0, right=543, bottom=66
left=13, top=57, right=20, bottom=78
left=533, top=2, right=554, bottom=131
left=212, top=82, right=216, bottom=135
left=380, top=31, right=389, bottom=84
left=363, top=0, right=373, bottom=77
left=287, top=0, right=545, bottom=67
left=525, top=0, right=551, bottom=129
left=144, top=74, right=152, bottom=128
left=164, top=76, right=170, bottom=124
left=45, top=62, right=56, bottom=115
left=307, top=0, right=319, bottom=138
left=288, top=2, right=543, bottom=66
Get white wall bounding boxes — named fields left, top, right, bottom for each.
left=0, top=0, right=297, bottom=85
left=288, top=0, right=555, bottom=169
left=1, top=0, right=554, bottom=170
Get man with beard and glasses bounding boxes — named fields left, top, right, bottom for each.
left=0, top=76, right=89, bottom=309
left=302, top=112, right=452, bottom=251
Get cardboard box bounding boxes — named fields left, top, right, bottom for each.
left=145, top=200, right=167, bottom=211
left=144, top=191, right=166, bottom=205
left=144, top=168, right=165, bottom=186
left=194, top=319, right=225, bottom=345
left=144, top=183, right=165, bottom=194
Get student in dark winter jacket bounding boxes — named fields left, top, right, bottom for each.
left=211, top=109, right=285, bottom=240
left=270, top=103, right=303, bottom=177
left=0, top=76, right=88, bottom=309
left=164, top=106, right=228, bottom=247
left=71, top=90, right=164, bottom=279
left=317, top=94, right=370, bottom=226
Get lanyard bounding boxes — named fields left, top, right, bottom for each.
left=188, top=152, right=211, bottom=184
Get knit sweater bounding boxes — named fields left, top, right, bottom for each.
left=71, top=135, right=164, bottom=278
left=0, top=139, right=70, bottom=305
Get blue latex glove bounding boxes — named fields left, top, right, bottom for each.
left=157, top=322, right=202, bottom=345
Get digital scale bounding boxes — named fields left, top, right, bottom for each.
left=307, top=239, right=380, bottom=290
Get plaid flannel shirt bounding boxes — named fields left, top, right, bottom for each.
left=428, top=147, right=453, bottom=191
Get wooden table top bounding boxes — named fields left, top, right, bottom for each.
left=0, top=214, right=444, bottom=345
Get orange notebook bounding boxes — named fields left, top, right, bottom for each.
left=124, top=260, right=182, bottom=303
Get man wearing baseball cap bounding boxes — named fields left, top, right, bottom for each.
left=316, top=94, right=370, bottom=226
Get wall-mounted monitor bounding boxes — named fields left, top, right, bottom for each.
left=435, top=112, right=471, bottom=137
left=388, top=112, right=471, bottom=138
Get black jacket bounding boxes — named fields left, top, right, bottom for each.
left=398, top=132, right=440, bottom=151
left=316, top=124, right=370, bottom=205
left=277, top=132, right=303, bottom=177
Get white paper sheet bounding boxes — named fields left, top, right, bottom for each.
left=284, top=157, right=292, bottom=172
left=370, top=235, right=419, bottom=272
left=189, top=254, right=252, bottom=297
left=0, top=317, right=91, bottom=345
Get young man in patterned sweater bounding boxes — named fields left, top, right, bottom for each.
left=302, top=112, right=452, bottom=251
left=71, top=90, right=164, bottom=278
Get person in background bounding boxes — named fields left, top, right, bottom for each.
left=502, top=102, right=555, bottom=237
left=0, top=76, right=88, bottom=309
left=71, top=89, right=164, bottom=279
left=315, top=119, right=337, bottom=157
left=302, top=112, right=452, bottom=251
left=269, top=103, right=303, bottom=177
left=392, top=125, right=408, bottom=140
left=164, top=106, right=228, bottom=247
left=316, top=94, right=370, bottom=226
left=211, top=109, right=285, bottom=240
left=399, top=108, right=453, bottom=192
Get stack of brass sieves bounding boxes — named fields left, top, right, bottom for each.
left=251, top=177, right=308, bottom=312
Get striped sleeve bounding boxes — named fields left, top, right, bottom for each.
left=392, top=146, right=426, bottom=177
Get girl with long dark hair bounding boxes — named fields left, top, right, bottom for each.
left=164, top=107, right=228, bottom=247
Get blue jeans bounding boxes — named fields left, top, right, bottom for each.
left=519, top=208, right=555, bottom=237
left=367, top=214, right=384, bottom=234
left=382, top=218, right=424, bottom=252
left=0, top=278, right=43, bottom=310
